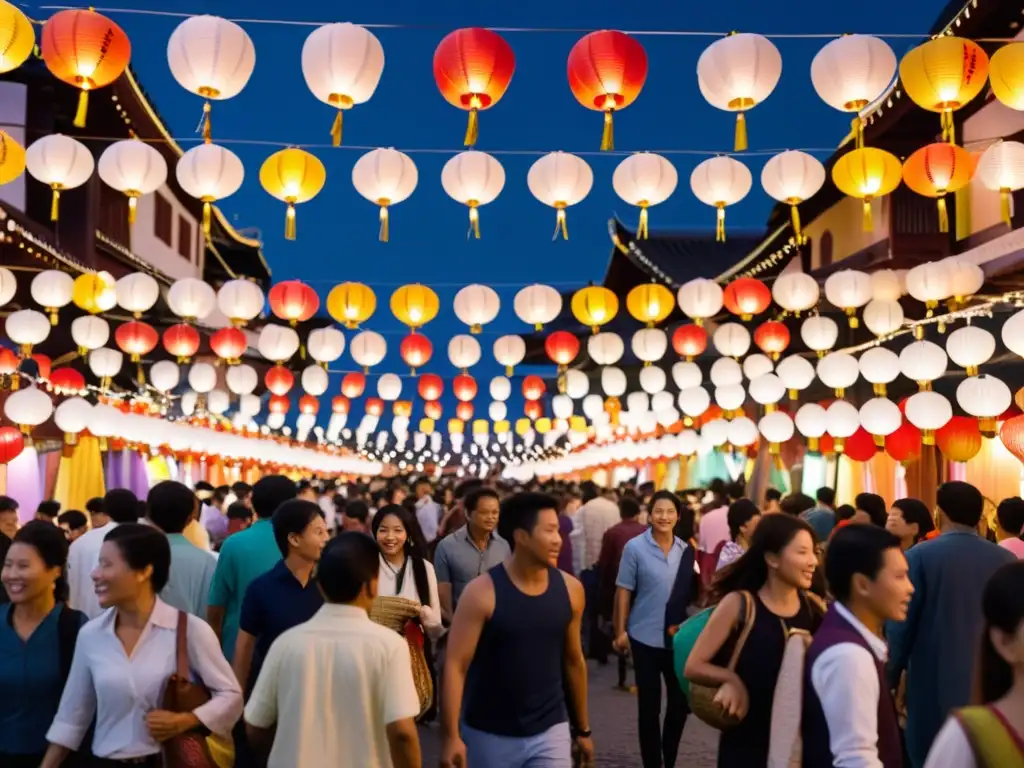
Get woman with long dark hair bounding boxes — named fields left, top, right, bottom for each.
left=924, top=561, right=1024, bottom=765
left=684, top=513, right=824, bottom=767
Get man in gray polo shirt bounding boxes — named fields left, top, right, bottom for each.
left=434, top=486, right=509, bottom=620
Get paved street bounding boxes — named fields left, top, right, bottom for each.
left=418, top=658, right=719, bottom=767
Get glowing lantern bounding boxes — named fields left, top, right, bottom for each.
left=946, top=326, right=994, bottom=375
left=905, top=391, right=953, bottom=444
left=900, top=340, right=948, bottom=391
left=42, top=9, right=130, bottom=128
left=588, top=332, right=624, bottom=366
left=899, top=37, right=988, bottom=143
left=723, top=277, right=770, bottom=321
left=567, top=30, right=647, bottom=151
left=690, top=156, right=752, bottom=242
left=613, top=153, right=676, bottom=237
left=176, top=143, right=245, bottom=236
left=989, top=43, right=1024, bottom=113
left=493, top=335, right=526, bottom=376
left=260, top=148, right=327, bottom=240
left=800, top=315, right=839, bottom=356
left=342, top=372, right=366, bottom=398
left=754, top=321, right=790, bottom=360
left=115, top=321, right=158, bottom=363
left=626, top=283, right=674, bottom=327
left=424, top=401, right=443, bottom=420
left=0, top=348, right=16, bottom=377
left=399, top=333, right=433, bottom=373
left=162, top=324, right=200, bottom=363
left=72, top=272, right=115, bottom=315
left=1000, top=415, right=1024, bottom=465
left=490, top=402, right=508, bottom=422
left=54, top=397, right=91, bottom=442
left=527, top=152, right=593, bottom=240
left=218, top=280, right=265, bottom=327
left=350, top=331, right=387, bottom=372
left=448, top=335, right=482, bottom=371
left=258, top=325, right=300, bottom=364
left=352, top=148, right=418, bottom=242
left=863, top=300, right=904, bottom=338
left=0, top=1, right=34, bottom=74
left=332, top=396, right=350, bottom=415
left=209, top=327, right=247, bottom=365
left=88, top=348, right=122, bottom=390
left=418, top=374, right=443, bottom=402
left=25, top=134, right=94, bottom=221
left=818, top=352, right=860, bottom=398
left=265, top=365, right=294, bottom=397
left=168, top=277, right=216, bottom=322
left=225, top=364, right=258, bottom=395
left=824, top=269, right=872, bottom=327
left=811, top=35, right=897, bottom=148
left=672, top=325, right=708, bottom=361
left=97, top=140, right=168, bottom=225
left=761, top=150, right=825, bottom=240
left=632, top=329, right=668, bottom=365
left=936, top=416, right=982, bottom=463
left=522, top=375, right=546, bottom=401
left=167, top=15, right=255, bottom=141
left=269, top=280, right=319, bottom=326
left=887, top=422, right=922, bottom=464
left=902, top=143, right=974, bottom=233
left=712, top=323, right=751, bottom=359
left=0, top=131, right=24, bottom=187
left=859, top=347, right=900, bottom=396
left=454, top=284, right=500, bottom=333
left=677, top=278, right=724, bottom=326
left=514, top=284, right=562, bottom=330
left=825, top=401, right=861, bottom=449
left=296, top=395, right=318, bottom=416
left=268, top=395, right=290, bottom=415
left=307, top=327, right=345, bottom=366
left=871, top=270, right=904, bottom=302
left=302, top=23, right=384, bottom=146
left=433, top=28, right=515, bottom=146
left=391, top=284, right=439, bottom=330
left=744, top=354, right=773, bottom=381
left=545, top=331, right=580, bottom=372
left=441, top=151, right=505, bottom=238
left=115, top=273, right=160, bottom=319
left=453, top=374, right=478, bottom=403
left=0, top=424, right=29, bottom=456
left=831, top=147, right=902, bottom=231
left=571, top=285, right=618, bottom=333
left=6, top=309, right=49, bottom=355
left=958, top=374, right=1011, bottom=436
left=860, top=397, right=902, bottom=440
left=710, top=358, right=743, bottom=388
left=768, top=272, right=818, bottom=316
left=749, top=373, right=785, bottom=407
left=376, top=373, right=402, bottom=401
left=50, top=368, right=85, bottom=395
left=456, top=402, right=475, bottom=422
left=327, top=282, right=376, bottom=329
left=905, top=260, right=953, bottom=314
left=0, top=271, right=11, bottom=311
left=30, top=270, right=73, bottom=325
left=490, top=376, right=512, bottom=402
left=839, top=428, right=876, bottom=462
left=945, top=257, right=984, bottom=304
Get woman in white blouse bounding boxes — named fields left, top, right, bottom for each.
left=41, top=524, right=243, bottom=768
left=371, top=504, right=444, bottom=640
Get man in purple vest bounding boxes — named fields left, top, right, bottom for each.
left=802, top=524, right=915, bottom=767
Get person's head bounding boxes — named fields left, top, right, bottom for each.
left=104, top=488, right=140, bottom=525
left=936, top=481, right=985, bottom=530
left=372, top=503, right=427, bottom=560
left=36, top=500, right=61, bottom=522
left=886, top=498, right=935, bottom=548
left=389, top=483, right=409, bottom=506
left=0, top=495, right=19, bottom=539
left=996, top=497, right=1024, bottom=541
left=212, top=485, right=231, bottom=510
left=560, top=490, right=582, bottom=516
left=728, top=499, right=761, bottom=545
left=295, top=480, right=318, bottom=503
left=725, top=481, right=745, bottom=503
left=231, top=482, right=253, bottom=508
left=252, top=474, right=298, bottom=520
left=601, top=487, right=618, bottom=502
left=194, top=481, right=215, bottom=504
left=826, top=524, right=913, bottom=623
left=580, top=480, right=599, bottom=504
left=975, top=561, right=1024, bottom=704
left=763, top=488, right=782, bottom=513
left=342, top=500, right=370, bottom=532
left=95, top=523, right=170, bottom=609
left=272, top=499, right=328, bottom=562
left=147, top=481, right=198, bottom=535
left=835, top=504, right=856, bottom=523
left=853, top=493, right=887, bottom=527
left=317, top=532, right=381, bottom=609
left=85, top=496, right=109, bottom=528
left=465, top=487, right=500, bottom=535
left=226, top=502, right=253, bottom=531
left=816, top=487, right=836, bottom=509
left=781, top=493, right=816, bottom=518
left=498, top=492, right=561, bottom=567
left=711, top=512, right=818, bottom=601
left=58, top=510, right=89, bottom=542
left=2, top=520, right=70, bottom=605
left=708, top=478, right=726, bottom=502
left=619, top=496, right=641, bottom=521
left=648, top=491, right=682, bottom=537
left=414, top=476, right=433, bottom=500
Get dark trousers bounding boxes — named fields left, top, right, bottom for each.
left=0, top=753, right=45, bottom=768
left=631, top=637, right=688, bottom=768
left=580, top=568, right=611, bottom=662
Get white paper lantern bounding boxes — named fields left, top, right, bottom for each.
left=859, top=347, right=900, bottom=395
left=702, top=418, right=731, bottom=447
left=862, top=299, right=904, bottom=337
left=115, top=272, right=160, bottom=318
left=301, top=365, right=330, bottom=397
left=776, top=355, right=815, bottom=399
left=25, top=134, right=94, bottom=220
left=810, top=34, right=896, bottom=139
left=149, top=360, right=180, bottom=393
left=490, top=376, right=512, bottom=402
left=454, top=284, right=501, bottom=333
left=352, top=148, right=418, bottom=241
left=749, top=373, right=786, bottom=405
left=957, top=374, right=1012, bottom=422
left=258, top=325, right=301, bottom=363
left=727, top=417, right=759, bottom=447
left=712, top=323, right=751, bottom=359
left=0, top=267, right=16, bottom=308
left=826, top=400, right=860, bottom=440
left=4, top=385, right=52, bottom=429
left=612, top=152, right=678, bottom=237
left=588, top=332, right=625, bottom=366
left=772, top=271, right=819, bottom=314
left=859, top=397, right=902, bottom=437
left=98, top=140, right=168, bottom=224
left=350, top=330, right=387, bottom=370
left=632, top=328, right=668, bottom=364
left=167, top=278, right=217, bottom=321
left=639, top=366, right=667, bottom=395
left=743, top=353, right=774, bottom=380
left=176, top=143, right=245, bottom=233
left=526, top=151, right=593, bottom=239
left=651, top=391, right=674, bottom=413
left=656, top=408, right=680, bottom=429
left=627, top=392, right=650, bottom=414
left=239, top=393, right=261, bottom=418
left=167, top=16, right=255, bottom=117
left=550, top=394, right=572, bottom=421
left=870, top=270, right=904, bottom=301
left=441, top=151, right=505, bottom=238
left=448, top=334, right=482, bottom=370
left=564, top=369, right=590, bottom=400
left=377, top=372, right=402, bottom=401
left=905, top=261, right=953, bottom=309
left=218, top=279, right=265, bottom=326
left=225, top=363, right=258, bottom=395
left=68, top=316, right=108, bottom=358
left=759, top=410, right=795, bottom=444
left=946, top=325, right=995, bottom=375
left=1003, top=309, right=1024, bottom=357
left=601, top=366, right=627, bottom=397
left=307, top=327, right=345, bottom=364
left=677, top=278, right=723, bottom=324
left=801, top=315, right=839, bottom=354
left=188, top=362, right=217, bottom=393
left=30, top=270, right=74, bottom=324
left=492, top=335, right=525, bottom=375
left=690, top=156, right=753, bottom=241
left=976, top=140, right=1024, bottom=227
left=715, top=384, right=746, bottom=412
left=678, top=387, right=711, bottom=418
left=905, top=391, right=952, bottom=442
left=817, top=352, right=860, bottom=397
left=54, top=397, right=92, bottom=436
left=710, top=357, right=743, bottom=388
left=672, top=361, right=702, bottom=390
left=6, top=309, right=49, bottom=353
left=514, top=284, right=562, bottom=330
left=761, top=150, right=825, bottom=239
left=88, top=347, right=123, bottom=381
left=900, top=340, right=948, bottom=388
left=944, top=258, right=985, bottom=301
left=582, top=393, right=604, bottom=420
left=266, top=412, right=286, bottom=431
left=824, top=269, right=872, bottom=327
left=207, top=389, right=230, bottom=415
left=796, top=403, right=828, bottom=440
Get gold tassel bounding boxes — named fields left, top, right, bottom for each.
left=937, top=196, right=949, bottom=233
left=715, top=204, right=726, bottom=242
left=379, top=205, right=390, bottom=242
left=137, top=364, right=145, bottom=385
left=49, top=310, right=57, bottom=326
left=202, top=200, right=212, bottom=236
left=464, top=108, right=479, bottom=147
left=862, top=198, right=873, bottom=232
left=789, top=202, right=801, bottom=241
left=331, top=110, right=343, bottom=147
left=128, top=196, right=137, bottom=225
left=638, top=205, right=649, bottom=239
left=940, top=111, right=955, bottom=145
left=202, top=101, right=212, bottom=143
left=1001, top=188, right=1012, bottom=227
left=506, top=365, right=513, bottom=377
left=846, top=307, right=859, bottom=329
left=554, top=206, right=568, bottom=240
left=601, top=110, right=614, bottom=151
left=285, top=203, right=296, bottom=241
left=734, top=112, right=748, bottom=152
left=534, top=323, right=543, bottom=331
left=74, top=90, right=89, bottom=128
left=852, top=114, right=864, bottom=149
left=50, top=187, right=60, bottom=221
left=468, top=202, right=480, bottom=239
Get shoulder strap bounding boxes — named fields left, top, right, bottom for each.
left=175, top=610, right=189, bottom=679
left=803, top=590, right=827, bottom=615
left=57, top=605, right=82, bottom=682
left=956, top=706, right=1024, bottom=768
left=726, top=591, right=756, bottom=671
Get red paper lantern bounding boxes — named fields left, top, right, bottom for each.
left=265, top=365, right=295, bottom=396
left=886, top=422, right=922, bottom=464
left=163, top=324, right=201, bottom=362
left=268, top=280, right=319, bottom=325
left=754, top=321, right=791, bottom=360
left=400, top=333, right=433, bottom=372
left=843, top=427, right=877, bottom=462
left=545, top=331, right=580, bottom=370
left=672, top=324, right=708, bottom=360
left=268, top=394, right=290, bottom=415
left=567, top=30, right=648, bottom=151
left=332, top=395, right=350, bottom=415
left=31, top=354, right=52, bottom=381
left=433, top=28, right=515, bottom=146
left=1000, top=415, right=1024, bottom=465
left=365, top=397, right=384, bottom=417
left=209, top=327, right=248, bottom=365
left=524, top=400, right=543, bottom=420
left=114, top=321, right=159, bottom=362
left=0, top=426, right=25, bottom=465
left=50, top=367, right=85, bottom=394
left=393, top=400, right=413, bottom=419
left=723, top=277, right=772, bottom=320
left=341, top=372, right=366, bottom=398
left=937, top=416, right=982, bottom=463
left=418, top=374, right=444, bottom=402
left=424, top=400, right=443, bottom=420
left=0, top=348, right=17, bottom=375
left=299, top=394, right=320, bottom=415
left=453, top=373, right=478, bottom=403
left=456, top=401, right=474, bottom=421
left=522, top=374, right=546, bottom=401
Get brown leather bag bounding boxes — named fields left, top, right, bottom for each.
left=161, top=611, right=217, bottom=768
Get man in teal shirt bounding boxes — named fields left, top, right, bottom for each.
left=148, top=480, right=218, bottom=617
left=208, top=475, right=296, bottom=660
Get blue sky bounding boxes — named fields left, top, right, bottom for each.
left=87, top=0, right=949, bottom=424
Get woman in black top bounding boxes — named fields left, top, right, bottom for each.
left=685, top=514, right=824, bottom=767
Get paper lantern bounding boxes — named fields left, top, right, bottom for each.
left=115, top=321, right=158, bottom=363
left=945, top=257, right=984, bottom=303
left=218, top=279, right=265, bottom=327
left=457, top=402, right=475, bottom=422
left=264, top=365, right=294, bottom=397
left=88, top=348, right=122, bottom=389
left=341, top=372, right=366, bottom=398
left=300, top=365, right=328, bottom=397
left=859, top=347, right=900, bottom=396
left=697, top=32, right=781, bottom=151
left=766, top=272, right=817, bottom=316
left=584, top=334, right=621, bottom=370
left=162, top=324, right=200, bottom=363
left=0, top=270, right=14, bottom=313
left=862, top=299, right=904, bottom=338
left=42, top=9, right=130, bottom=128
left=710, top=358, right=743, bottom=388
left=302, top=23, right=384, bottom=146
left=826, top=401, right=861, bottom=447
left=905, top=260, right=953, bottom=312
left=350, top=331, right=387, bottom=372
left=186, top=361, right=216, bottom=394
left=454, top=284, right=500, bottom=333
left=391, top=284, right=439, bottom=330
left=761, top=150, right=826, bottom=240
left=841, top=428, right=877, bottom=462
left=204, top=389, right=229, bottom=416
left=54, top=396, right=92, bottom=439
left=712, top=323, right=751, bottom=358
left=441, top=151, right=505, bottom=238
left=433, top=28, right=515, bottom=146
left=97, top=140, right=168, bottom=225
left=905, top=391, right=953, bottom=444
left=824, top=269, right=872, bottom=327
left=522, top=375, right=546, bottom=401
left=677, top=278, right=724, bottom=325
left=612, top=153, right=676, bottom=237
left=268, top=394, right=291, bottom=416
left=527, top=152, right=593, bottom=240
left=489, top=401, right=509, bottom=423
left=25, top=134, right=94, bottom=221
left=0, top=1, right=34, bottom=74
left=722, top=277, right=770, bottom=321
left=493, top=335, right=526, bottom=376
left=1000, top=415, right=1024, bottom=465
left=307, top=327, right=345, bottom=365
left=209, top=327, right=247, bottom=365
left=567, top=30, right=647, bottom=151
left=260, top=148, right=327, bottom=240
left=6, top=309, right=49, bottom=355
left=800, top=315, right=839, bottom=355
left=418, top=374, right=443, bottom=402
left=326, top=282, right=376, bottom=329
left=902, top=143, right=974, bottom=233
left=167, top=15, right=255, bottom=141
left=1004, top=309, right=1024, bottom=358
left=225, top=364, right=258, bottom=395
left=759, top=409, right=794, bottom=445
left=831, top=147, right=902, bottom=231
left=514, top=284, right=562, bottom=330
left=258, top=325, right=300, bottom=364
left=331, top=395, right=350, bottom=416
left=958, top=374, right=1012, bottom=436
left=886, top=422, right=922, bottom=463
left=167, top=278, right=216, bottom=322
left=564, top=370, right=589, bottom=400
left=423, top=401, right=443, bottom=421
left=860, top=397, right=902, bottom=438
left=899, top=37, right=988, bottom=143
left=976, top=140, right=1024, bottom=227
left=601, top=367, right=627, bottom=399
left=946, top=326, right=995, bottom=375
left=748, top=373, right=785, bottom=407
left=571, top=285, right=618, bottom=333
left=489, top=376, right=511, bottom=402
left=626, top=283, right=674, bottom=326
left=0, top=347, right=19, bottom=377
left=115, top=272, right=160, bottom=319
left=871, top=270, right=904, bottom=302
left=989, top=42, right=1024, bottom=113
left=753, top=321, right=790, bottom=360
left=3, top=389, right=46, bottom=437
left=690, top=156, right=752, bottom=242
left=936, top=416, right=982, bottom=463
left=672, top=325, right=708, bottom=361
left=900, top=340, right=948, bottom=390
left=546, top=331, right=580, bottom=371
left=30, top=270, right=73, bottom=325
left=676, top=387, right=709, bottom=419
left=0, top=130, right=24, bottom=186
left=176, top=143, right=245, bottom=235
left=796, top=403, right=828, bottom=444
left=399, top=333, right=433, bottom=372
left=268, top=280, right=319, bottom=326
left=448, top=334, right=482, bottom=371
left=352, top=147, right=419, bottom=242
left=818, top=352, right=859, bottom=398
left=452, top=374, right=478, bottom=403
left=50, top=367, right=85, bottom=395
left=743, top=354, right=773, bottom=380
left=810, top=35, right=897, bottom=148
left=631, top=328, right=667, bottom=365
left=71, top=272, right=115, bottom=316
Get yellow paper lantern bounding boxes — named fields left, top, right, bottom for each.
left=831, top=147, right=903, bottom=232
left=0, top=129, right=25, bottom=185
left=472, top=419, right=489, bottom=435
left=515, top=418, right=531, bottom=436
left=569, top=415, right=588, bottom=432
left=390, top=284, right=440, bottom=330
left=990, top=43, right=1024, bottom=111
left=419, top=418, right=435, bottom=434
left=0, top=0, right=35, bottom=74
left=259, top=148, right=326, bottom=240
left=326, top=282, right=376, bottom=329
left=448, top=418, right=465, bottom=434
left=626, top=283, right=674, bottom=327
left=72, top=272, right=116, bottom=314
left=494, top=419, right=510, bottom=434
left=535, top=417, right=552, bottom=434
left=899, top=37, right=988, bottom=144
left=571, top=285, right=619, bottom=333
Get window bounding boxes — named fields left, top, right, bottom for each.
left=818, top=230, right=833, bottom=268
left=178, top=215, right=192, bottom=261
left=154, top=194, right=172, bottom=246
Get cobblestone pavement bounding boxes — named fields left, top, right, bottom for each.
left=418, top=659, right=719, bottom=767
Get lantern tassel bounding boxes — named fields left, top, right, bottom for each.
left=464, top=108, right=479, bottom=147
left=790, top=203, right=802, bottom=240
left=74, top=90, right=89, bottom=129
left=937, top=196, right=949, bottom=233
left=202, top=101, right=212, bottom=143
left=941, top=110, right=955, bottom=145
left=852, top=114, right=864, bottom=149
left=715, top=204, right=726, bottom=243
left=285, top=203, right=296, bottom=241
left=379, top=205, right=390, bottom=242
left=202, top=201, right=212, bottom=237
left=862, top=198, right=873, bottom=232
left=137, top=364, right=145, bottom=386
left=331, top=110, right=343, bottom=147
left=601, top=110, right=614, bottom=151
left=128, top=196, right=137, bottom=225
left=1001, top=188, right=1012, bottom=227
left=50, top=187, right=60, bottom=222
left=734, top=112, right=748, bottom=152
left=468, top=203, right=480, bottom=239
left=638, top=205, right=649, bottom=239
left=554, top=206, right=568, bottom=240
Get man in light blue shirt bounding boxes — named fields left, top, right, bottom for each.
left=148, top=481, right=217, bottom=618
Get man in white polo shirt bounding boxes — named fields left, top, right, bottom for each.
left=244, top=532, right=422, bottom=768
left=66, top=488, right=139, bottom=619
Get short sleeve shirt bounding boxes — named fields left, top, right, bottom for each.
left=434, top=528, right=510, bottom=608
left=616, top=530, right=686, bottom=649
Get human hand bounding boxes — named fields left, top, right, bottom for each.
left=612, top=632, right=630, bottom=654
left=420, top=604, right=433, bottom=626
left=145, top=710, right=197, bottom=742
left=575, top=734, right=595, bottom=766
left=667, top=624, right=680, bottom=638
left=439, top=735, right=467, bottom=767
left=712, top=679, right=749, bottom=719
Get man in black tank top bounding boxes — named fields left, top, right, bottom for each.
left=440, top=492, right=594, bottom=768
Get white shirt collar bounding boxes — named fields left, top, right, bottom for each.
left=834, top=602, right=888, bottom=661
left=97, top=597, right=178, bottom=633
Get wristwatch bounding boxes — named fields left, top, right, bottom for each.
left=572, top=727, right=592, bottom=739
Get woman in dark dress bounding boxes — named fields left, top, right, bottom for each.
left=684, top=513, right=824, bottom=767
